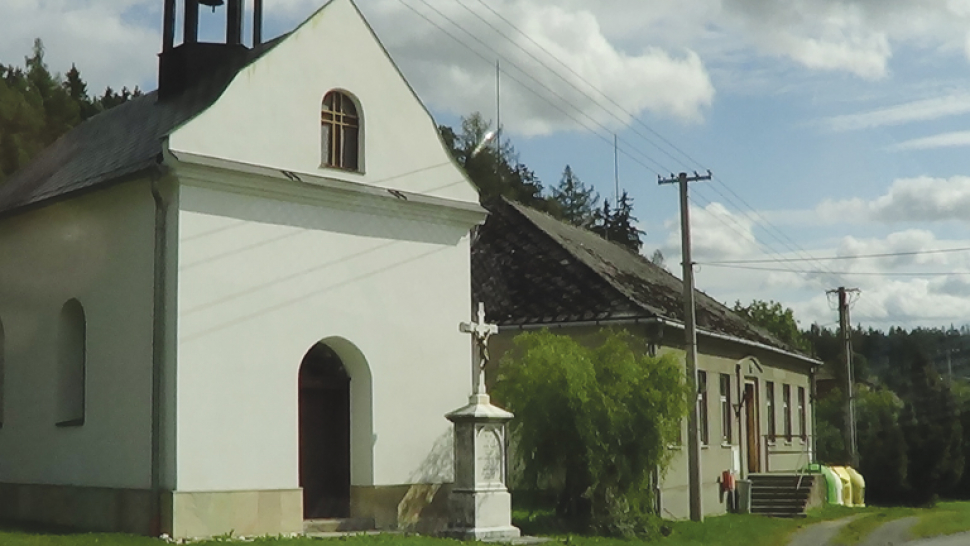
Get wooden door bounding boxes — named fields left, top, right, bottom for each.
left=744, top=382, right=760, bottom=473
left=299, top=343, right=351, bottom=519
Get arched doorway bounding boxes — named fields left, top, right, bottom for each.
left=299, top=342, right=351, bottom=519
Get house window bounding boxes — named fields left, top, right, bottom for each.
left=698, top=371, right=708, bottom=446
left=321, top=91, right=360, bottom=171
left=56, top=299, right=86, bottom=427
left=783, top=384, right=792, bottom=441
left=798, top=386, right=807, bottom=439
left=720, top=374, right=731, bottom=444
left=766, top=381, right=775, bottom=440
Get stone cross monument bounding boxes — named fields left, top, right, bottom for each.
left=445, top=303, right=520, bottom=540
left=460, top=303, right=497, bottom=395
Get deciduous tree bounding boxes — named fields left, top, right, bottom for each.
left=734, top=300, right=810, bottom=353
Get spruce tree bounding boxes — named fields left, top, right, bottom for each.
left=0, top=38, right=139, bottom=183
left=593, top=191, right=643, bottom=254
left=856, top=387, right=908, bottom=503
left=606, top=191, right=643, bottom=253
left=550, top=165, right=600, bottom=229
left=900, top=351, right=964, bottom=505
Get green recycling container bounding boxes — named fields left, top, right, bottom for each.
left=805, top=463, right=842, bottom=505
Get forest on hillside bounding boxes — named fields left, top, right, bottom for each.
left=0, top=40, right=141, bottom=184
left=739, top=300, right=970, bottom=505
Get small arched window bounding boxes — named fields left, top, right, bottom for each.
left=321, top=91, right=360, bottom=171
left=56, top=299, right=86, bottom=427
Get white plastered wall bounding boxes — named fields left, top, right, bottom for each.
left=167, top=0, right=479, bottom=206
left=174, top=184, right=473, bottom=492
left=0, top=181, right=157, bottom=488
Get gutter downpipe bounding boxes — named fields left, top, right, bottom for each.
left=150, top=167, right=169, bottom=537
left=810, top=364, right=818, bottom=465
left=736, top=363, right=745, bottom=480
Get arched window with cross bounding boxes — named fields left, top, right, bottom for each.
left=321, top=90, right=360, bottom=171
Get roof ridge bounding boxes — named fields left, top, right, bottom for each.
left=502, top=198, right=666, bottom=317
left=487, top=197, right=647, bottom=322
left=498, top=198, right=802, bottom=355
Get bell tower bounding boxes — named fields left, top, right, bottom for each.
left=158, top=0, right=265, bottom=99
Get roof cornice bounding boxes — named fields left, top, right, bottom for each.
left=166, top=149, right=487, bottom=227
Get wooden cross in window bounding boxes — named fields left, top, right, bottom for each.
left=460, top=302, right=498, bottom=395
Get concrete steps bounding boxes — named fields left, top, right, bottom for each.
left=749, top=473, right=815, bottom=518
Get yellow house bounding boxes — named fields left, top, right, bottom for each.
left=473, top=198, right=823, bottom=519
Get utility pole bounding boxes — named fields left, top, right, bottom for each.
left=495, top=60, right=501, bottom=156
left=660, top=170, right=712, bottom=522
left=614, top=134, right=620, bottom=209
left=828, top=287, right=860, bottom=468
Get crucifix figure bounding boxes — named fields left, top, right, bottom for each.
left=460, top=302, right=498, bottom=395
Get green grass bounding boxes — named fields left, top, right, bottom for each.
left=910, top=501, right=970, bottom=540
left=0, top=525, right=460, bottom=546
left=510, top=497, right=868, bottom=546
left=4, top=501, right=970, bottom=546
left=822, top=500, right=970, bottom=545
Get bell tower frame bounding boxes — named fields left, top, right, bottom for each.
left=157, top=0, right=265, bottom=99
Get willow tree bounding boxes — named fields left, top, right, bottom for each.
left=493, top=329, right=689, bottom=538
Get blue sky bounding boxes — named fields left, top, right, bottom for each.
left=4, top=0, right=970, bottom=330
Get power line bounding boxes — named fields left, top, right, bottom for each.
left=400, top=0, right=668, bottom=177
left=705, top=246, right=970, bottom=265
left=700, top=263, right=970, bottom=277
left=406, top=0, right=832, bottom=293
left=457, top=0, right=892, bottom=315
left=407, top=0, right=890, bottom=321
left=458, top=0, right=695, bottom=171
left=458, top=0, right=855, bottom=289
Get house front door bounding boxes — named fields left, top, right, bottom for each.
left=299, top=343, right=351, bottom=519
left=744, top=381, right=760, bottom=473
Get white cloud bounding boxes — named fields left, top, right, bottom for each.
left=717, top=230, right=970, bottom=328
left=836, top=230, right=955, bottom=267
left=720, top=0, right=892, bottom=79
left=891, top=130, right=970, bottom=151
left=823, top=95, right=970, bottom=132
left=718, top=0, right=970, bottom=79
left=656, top=200, right=970, bottom=329
left=0, top=0, right=159, bottom=93
left=787, top=230, right=970, bottom=326
left=0, top=0, right=716, bottom=135
left=368, top=0, right=715, bottom=136
left=818, top=176, right=970, bottom=223
left=665, top=202, right=760, bottom=262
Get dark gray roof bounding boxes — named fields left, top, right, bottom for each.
left=472, top=198, right=805, bottom=355
left=0, top=37, right=285, bottom=218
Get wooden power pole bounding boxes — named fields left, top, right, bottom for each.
left=828, top=287, right=860, bottom=467
left=660, top=170, right=712, bottom=522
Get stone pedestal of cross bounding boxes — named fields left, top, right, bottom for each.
left=444, top=303, right=520, bottom=541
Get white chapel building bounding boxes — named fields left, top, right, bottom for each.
left=0, top=0, right=486, bottom=538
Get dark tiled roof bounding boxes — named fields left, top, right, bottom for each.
left=472, top=198, right=801, bottom=353
left=0, top=37, right=285, bottom=217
